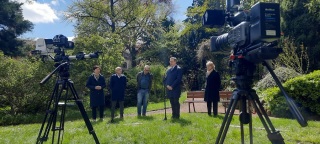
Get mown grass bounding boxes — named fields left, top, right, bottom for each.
left=0, top=92, right=187, bottom=126
left=1, top=113, right=320, bottom=144
left=1, top=92, right=320, bottom=143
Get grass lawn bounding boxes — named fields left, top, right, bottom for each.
left=1, top=92, right=320, bottom=143
left=0, top=113, right=320, bottom=144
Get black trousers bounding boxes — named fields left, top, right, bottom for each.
left=111, top=101, right=124, bottom=119
left=92, top=106, right=104, bottom=119
left=169, top=97, right=180, bottom=118
left=207, top=100, right=218, bottom=116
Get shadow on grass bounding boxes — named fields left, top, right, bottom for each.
left=107, top=118, right=124, bottom=124
left=214, top=115, right=225, bottom=120
left=170, top=118, right=192, bottom=127
left=137, top=116, right=155, bottom=121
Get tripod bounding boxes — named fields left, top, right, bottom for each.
left=215, top=58, right=307, bottom=144
left=36, top=62, right=100, bottom=144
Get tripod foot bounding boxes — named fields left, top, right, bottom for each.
left=267, top=131, right=285, bottom=144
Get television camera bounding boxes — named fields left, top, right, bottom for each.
left=203, top=1, right=282, bottom=63
left=31, top=34, right=101, bottom=63
left=202, top=1, right=307, bottom=144
left=34, top=34, right=101, bottom=144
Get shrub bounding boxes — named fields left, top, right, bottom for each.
left=0, top=55, right=54, bottom=115
left=148, top=64, right=166, bottom=102
left=255, top=67, right=301, bottom=91
left=259, top=87, right=292, bottom=118
left=121, top=64, right=166, bottom=107
left=260, top=70, right=320, bottom=118
left=284, top=70, right=320, bottom=115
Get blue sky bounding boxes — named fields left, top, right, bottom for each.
left=19, top=0, right=193, bottom=40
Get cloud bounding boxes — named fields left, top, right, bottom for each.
left=67, top=36, right=75, bottom=41
left=14, top=0, right=59, bottom=23
left=51, top=0, right=58, bottom=6
left=50, top=0, right=67, bottom=6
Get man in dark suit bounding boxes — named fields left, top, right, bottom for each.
left=164, top=57, right=183, bottom=119
left=109, top=67, right=127, bottom=122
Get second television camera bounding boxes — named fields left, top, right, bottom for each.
left=202, top=2, right=307, bottom=143
left=203, top=1, right=282, bottom=63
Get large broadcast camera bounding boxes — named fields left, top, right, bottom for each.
left=203, top=1, right=282, bottom=63
left=34, top=34, right=101, bottom=143
left=32, top=34, right=101, bottom=63
left=203, top=1, right=307, bottom=144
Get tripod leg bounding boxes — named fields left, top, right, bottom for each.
left=249, top=103, right=253, bottom=144
left=57, top=83, right=69, bottom=143
left=37, top=83, right=58, bottom=143
left=239, top=98, right=244, bottom=144
left=67, top=80, right=100, bottom=144
left=249, top=90, right=284, bottom=144
left=37, top=80, right=63, bottom=144
left=239, top=93, right=251, bottom=144
left=52, top=81, right=67, bottom=144
left=215, top=91, right=240, bottom=144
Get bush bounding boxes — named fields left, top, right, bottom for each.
left=260, top=70, right=320, bottom=118
left=255, top=67, right=301, bottom=91
left=148, top=64, right=167, bottom=102
left=284, top=70, right=320, bottom=115
left=108, top=64, right=167, bottom=107
left=259, top=87, right=292, bottom=118
left=0, top=55, right=53, bottom=115
left=124, top=78, right=138, bottom=107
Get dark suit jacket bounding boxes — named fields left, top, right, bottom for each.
left=109, top=74, right=127, bottom=101
left=86, top=74, right=106, bottom=107
left=164, top=65, right=183, bottom=98
left=204, top=70, right=221, bottom=102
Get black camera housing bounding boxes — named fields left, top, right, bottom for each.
left=40, top=34, right=74, bottom=50
left=203, top=2, right=280, bottom=53
left=51, top=34, right=74, bottom=49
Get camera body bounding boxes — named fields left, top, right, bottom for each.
left=203, top=1, right=281, bottom=62
left=32, top=34, right=74, bottom=61
left=31, top=34, right=101, bottom=63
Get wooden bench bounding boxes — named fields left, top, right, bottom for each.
left=185, top=91, right=233, bottom=113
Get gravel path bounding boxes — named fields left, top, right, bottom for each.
left=122, top=98, right=243, bottom=117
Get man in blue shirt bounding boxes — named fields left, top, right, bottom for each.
left=136, top=65, right=153, bottom=116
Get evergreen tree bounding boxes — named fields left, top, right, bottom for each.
left=0, top=0, right=33, bottom=56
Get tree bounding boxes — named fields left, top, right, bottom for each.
left=66, top=0, right=173, bottom=67
left=0, top=0, right=33, bottom=56
left=176, top=0, right=224, bottom=90
left=280, top=0, right=320, bottom=71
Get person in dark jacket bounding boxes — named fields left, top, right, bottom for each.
left=164, top=57, right=183, bottom=119
left=109, top=67, right=127, bottom=122
left=204, top=61, right=221, bottom=116
left=136, top=65, right=153, bottom=116
left=86, top=65, right=106, bottom=121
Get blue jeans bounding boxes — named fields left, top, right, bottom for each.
left=137, top=89, right=149, bottom=116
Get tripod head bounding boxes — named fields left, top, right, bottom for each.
left=40, top=49, right=102, bottom=85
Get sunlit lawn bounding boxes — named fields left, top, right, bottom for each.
left=1, top=92, right=320, bottom=143
left=0, top=113, right=320, bottom=144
